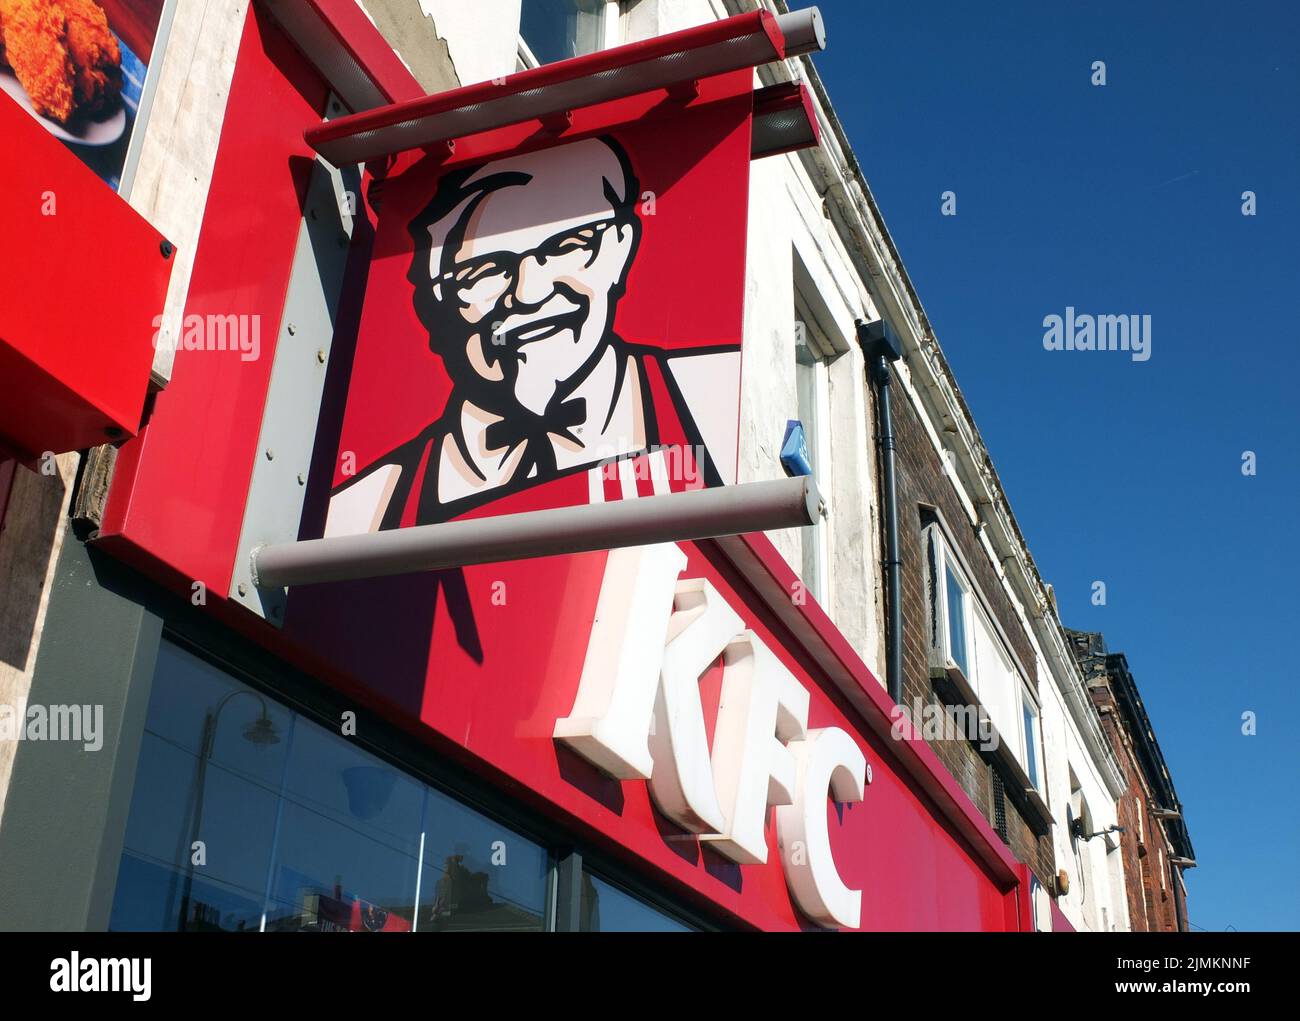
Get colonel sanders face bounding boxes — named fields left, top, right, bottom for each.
left=408, top=137, right=642, bottom=417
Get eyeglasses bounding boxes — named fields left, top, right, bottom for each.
left=435, top=219, right=619, bottom=306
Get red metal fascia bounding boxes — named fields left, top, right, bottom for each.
left=257, top=0, right=426, bottom=110
left=359, top=68, right=756, bottom=187
left=1050, top=897, right=1076, bottom=932
left=100, top=4, right=335, bottom=596
left=0, top=93, right=173, bottom=460
left=304, top=9, right=785, bottom=166
left=707, top=529, right=1026, bottom=890
left=1012, top=863, right=1036, bottom=931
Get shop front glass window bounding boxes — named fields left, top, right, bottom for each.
left=109, top=640, right=549, bottom=932
left=579, top=872, right=694, bottom=931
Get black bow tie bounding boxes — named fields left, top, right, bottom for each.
left=483, top=397, right=588, bottom=477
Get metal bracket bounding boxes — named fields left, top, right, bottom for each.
left=229, top=96, right=358, bottom=624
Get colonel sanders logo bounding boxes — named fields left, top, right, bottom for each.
left=326, top=135, right=738, bottom=535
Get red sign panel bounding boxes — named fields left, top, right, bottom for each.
left=0, top=90, right=173, bottom=460
left=326, top=82, right=752, bottom=536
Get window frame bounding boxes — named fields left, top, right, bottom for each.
left=926, top=523, right=976, bottom=680
left=517, top=0, right=622, bottom=70
left=1019, top=682, right=1044, bottom=795
left=923, top=516, right=1043, bottom=793
left=133, top=619, right=723, bottom=933
left=794, top=291, right=834, bottom=606
left=578, top=867, right=702, bottom=932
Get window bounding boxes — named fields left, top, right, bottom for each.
left=579, top=872, right=695, bottom=931
left=926, top=524, right=974, bottom=678
left=1020, top=691, right=1042, bottom=792
left=110, top=639, right=711, bottom=932
left=794, top=302, right=833, bottom=604
left=110, top=641, right=550, bottom=931
left=944, top=564, right=971, bottom=676
left=925, top=519, right=1040, bottom=786
left=519, top=0, right=619, bottom=68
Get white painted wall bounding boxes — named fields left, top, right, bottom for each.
left=417, top=0, right=522, bottom=84
left=1038, top=651, right=1127, bottom=930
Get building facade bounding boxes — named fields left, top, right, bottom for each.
left=1068, top=630, right=1194, bottom=931
left=0, top=0, right=1182, bottom=932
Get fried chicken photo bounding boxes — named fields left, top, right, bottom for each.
left=0, top=0, right=121, bottom=124
left=0, top=0, right=77, bottom=123
left=62, top=0, right=121, bottom=117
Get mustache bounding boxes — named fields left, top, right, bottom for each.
left=477, top=285, right=591, bottom=356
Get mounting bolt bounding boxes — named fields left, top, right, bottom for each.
left=160, top=240, right=174, bottom=259
left=297, top=473, right=306, bottom=486
left=265, top=449, right=274, bottom=461
left=237, top=582, right=247, bottom=597
left=316, top=349, right=326, bottom=364
left=865, top=763, right=873, bottom=784
left=286, top=323, right=296, bottom=336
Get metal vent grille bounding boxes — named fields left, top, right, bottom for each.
left=991, top=770, right=1009, bottom=844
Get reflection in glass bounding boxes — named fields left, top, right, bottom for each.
left=520, top=0, right=606, bottom=66
left=945, top=566, right=969, bottom=677
left=579, top=873, right=693, bottom=932
left=110, top=641, right=548, bottom=932
left=1023, top=701, right=1040, bottom=790
left=416, top=786, right=548, bottom=931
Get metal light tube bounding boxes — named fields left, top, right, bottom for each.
left=251, top=476, right=820, bottom=588
left=775, top=7, right=827, bottom=57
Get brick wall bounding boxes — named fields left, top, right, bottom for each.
left=1084, top=660, right=1183, bottom=932
left=884, top=372, right=1055, bottom=889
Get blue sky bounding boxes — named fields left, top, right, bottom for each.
left=811, top=0, right=1299, bottom=930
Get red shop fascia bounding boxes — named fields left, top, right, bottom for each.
left=41, top=1, right=1042, bottom=931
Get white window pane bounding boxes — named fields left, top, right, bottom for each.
left=1022, top=700, right=1040, bottom=790
left=945, top=566, right=969, bottom=676
left=972, top=610, right=1018, bottom=754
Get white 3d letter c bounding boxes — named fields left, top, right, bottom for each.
left=776, top=727, right=866, bottom=929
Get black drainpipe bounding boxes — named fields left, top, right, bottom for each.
left=857, top=319, right=904, bottom=704
left=1171, top=857, right=1186, bottom=932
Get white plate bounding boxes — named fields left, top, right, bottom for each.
left=0, top=69, right=126, bottom=146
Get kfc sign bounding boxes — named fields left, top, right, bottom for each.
left=325, top=91, right=752, bottom=537
left=555, top=543, right=869, bottom=929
